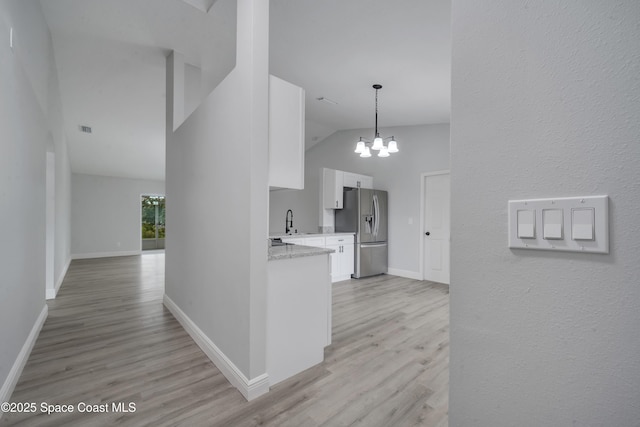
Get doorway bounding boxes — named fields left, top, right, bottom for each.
left=141, top=195, right=166, bottom=250
left=420, top=171, right=450, bottom=284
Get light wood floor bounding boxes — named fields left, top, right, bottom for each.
left=3, top=253, right=449, bottom=427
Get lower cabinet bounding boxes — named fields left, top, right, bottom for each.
left=325, top=235, right=355, bottom=282
left=277, top=234, right=354, bottom=283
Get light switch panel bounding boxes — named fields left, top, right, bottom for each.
left=508, top=196, right=608, bottom=253
left=543, top=209, right=563, bottom=240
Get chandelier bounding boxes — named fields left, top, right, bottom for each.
left=354, top=84, right=398, bottom=158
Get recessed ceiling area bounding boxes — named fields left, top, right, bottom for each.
left=41, top=0, right=450, bottom=180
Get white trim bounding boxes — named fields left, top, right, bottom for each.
left=387, top=268, right=422, bottom=281
left=332, top=274, right=352, bottom=283
left=46, top=257, right=71, bottom=300
left=0, top=305, right=48, bottom=410
left=419, top=170, right=450, bottom=281
left=71, top=250, right=142, bottom=260
left=163, top=295, right=270, bottom=401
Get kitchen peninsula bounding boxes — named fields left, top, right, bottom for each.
left=267, top=242, right=333, bottom=386
left=270, top=233, right=355, bottom=282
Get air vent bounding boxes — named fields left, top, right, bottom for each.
left=316, top=97, right=338, bottom=105
left=79, top=125, right=92, bottom=134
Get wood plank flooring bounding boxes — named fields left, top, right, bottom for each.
left=2, top=253, right=449, bottom=427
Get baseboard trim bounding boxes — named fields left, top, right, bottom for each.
left=332, top=274, right=352, bottom=283
left=387, top=268, right=422, bottom=280
left=0, top=305, right=48, bottom=411
left=163, top=295, right=270, bottom=401
left=71, top=250, right=142, bottom=260
left=46, top=257, right=71, bottom=300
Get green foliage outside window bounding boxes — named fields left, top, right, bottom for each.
left=141, top=196, right=166, bottom=239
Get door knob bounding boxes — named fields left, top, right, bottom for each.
left=425, top=231, right=430, bottom=236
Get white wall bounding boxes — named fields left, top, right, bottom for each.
left=0, top=0, right=71, bottom=402
left=47, top=20, right=72, bottom=297
left=71, top=174, right=165, bottom=257
left=165, top=0, right=269, bottom=387
left=184, top=63, right=202, bottom=119
left=450, top=1, right=640, bottom=426
left=269, top=124, right=450, bottom=276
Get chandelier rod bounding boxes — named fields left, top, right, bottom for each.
left=375, top=87, right=378, bottom=136
left=373, top=84, right=382, bottom=137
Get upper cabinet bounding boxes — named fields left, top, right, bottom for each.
left=268, top=75, right=305, bottom=190
left=323, top=169, right=344, bottom=209
left=322, top=168, right=373, bottom=209
left=343, top=172, right=373, bottom=190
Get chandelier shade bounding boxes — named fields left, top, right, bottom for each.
left=387, top=138, right=398, bottom=153
left=355, top=84, right=398, bottom=158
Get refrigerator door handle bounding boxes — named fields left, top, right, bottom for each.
left=372, top=194, right=380, bottom=237
left=360, top=242, right=387, bottom=248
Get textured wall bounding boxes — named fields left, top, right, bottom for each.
left=450, top=1, right=640, bottom=426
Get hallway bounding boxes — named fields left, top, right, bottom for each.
left=3, top=253, right=449, bottom=426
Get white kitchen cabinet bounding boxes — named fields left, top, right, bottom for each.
left=323, top=168, right=343, bottom=209
left=325, top=235, right=355, bottom=282
left=343, top=172, right=373, bottom=189
left=280, top=236, right=303, bottom=245
left=304, top=237, right=326, bottom=248
left=268, top=75, right=305, bottom=190
left=280, top=236, right=324, bottom=247
left=359, top=175, right=373, bottom=189
left=323, top=169, right=374, bottom=209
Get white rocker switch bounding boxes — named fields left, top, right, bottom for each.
left=543, top=209, right=563, bottom=240
left=572, top=208, right=595, bottom=240
left=517, top=209, right=536, bottom=239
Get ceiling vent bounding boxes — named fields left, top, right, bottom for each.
left=79, top=125, right=92, bottom=134
left=181, top=0, right=217, bottom=13
left=316, top=97, right=338, bottom=105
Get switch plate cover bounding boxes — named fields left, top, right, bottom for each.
left=508, top=196, right=608, bottom=253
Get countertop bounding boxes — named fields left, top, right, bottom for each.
left=269, top=232, right=354, bottom=239
left=268, top=243, right=334, bottom=261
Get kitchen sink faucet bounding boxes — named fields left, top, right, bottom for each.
left=285, top=209, right=294, bottom=235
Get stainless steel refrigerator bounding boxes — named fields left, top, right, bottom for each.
left=335, top=188, right=388, bottom=278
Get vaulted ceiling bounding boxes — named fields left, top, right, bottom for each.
left=41, top=0, right=450, bottom=181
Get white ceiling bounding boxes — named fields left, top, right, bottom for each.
left=41, top=0, right=450, bottom=181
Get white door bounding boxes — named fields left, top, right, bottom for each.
left=423, top=173, right=450, bottom=284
